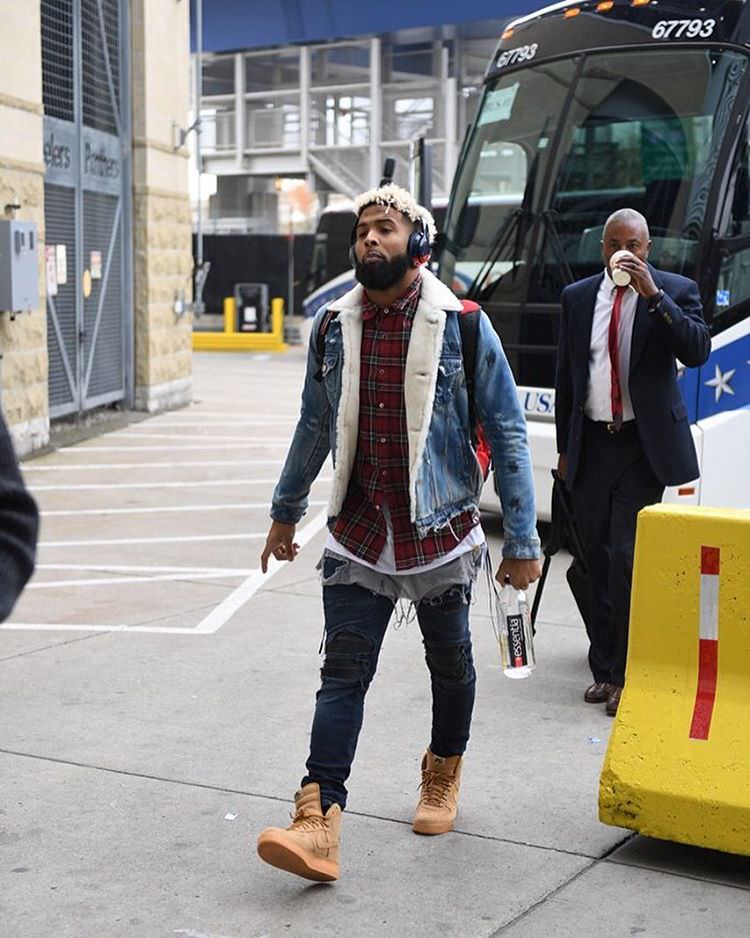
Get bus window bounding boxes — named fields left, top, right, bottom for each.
left=534, top=49, right=747, bottom=302
left=715, top=126, right=750, bottom=329
left=306, top=232, right=329, bottom=295
left=440, top=58, right=578, bottom=298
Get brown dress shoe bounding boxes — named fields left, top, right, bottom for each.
left=605, top=686, right=623, bottom=716
left=584, top=681, right=615, bottom=703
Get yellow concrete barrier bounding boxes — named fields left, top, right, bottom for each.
left=599, top=504, right=750, bottom=855
left=192, top=297, right=288, bottom=352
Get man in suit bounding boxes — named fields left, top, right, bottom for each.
left=555, top=208, right=710, bottom=715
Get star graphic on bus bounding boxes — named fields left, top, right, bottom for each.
left=705, top=364, right=736, bottom=402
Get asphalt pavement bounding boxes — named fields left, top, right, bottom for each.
left=1, top=348, right=748, bottom=938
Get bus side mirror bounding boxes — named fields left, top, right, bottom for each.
left=455, top=203, right=480, bottom=248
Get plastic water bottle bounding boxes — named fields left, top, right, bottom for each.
left=496, top=583, right=535, bottom=679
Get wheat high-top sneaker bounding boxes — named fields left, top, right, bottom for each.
left=412, top=749, right=462, bottom=835
left=256, top=782, right=341, bottom=882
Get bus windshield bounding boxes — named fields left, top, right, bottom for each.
left=439, top=56, right=577, bottom=298
left=439, top=46, right=747, bottom=382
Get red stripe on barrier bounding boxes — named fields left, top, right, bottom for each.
left=701, top=546, right=720, bottom=575
left=689, top=638, right=718, bottom=740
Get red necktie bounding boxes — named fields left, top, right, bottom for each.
left=608, top=285, right=627, bottom=429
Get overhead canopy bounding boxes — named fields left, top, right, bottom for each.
left=193, top=0, right=544, bottom=52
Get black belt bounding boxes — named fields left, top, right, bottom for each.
left=584, top=417, right=636, bottom=435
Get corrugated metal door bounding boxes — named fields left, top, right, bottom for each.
left=41, top=0, right=131, bottom=418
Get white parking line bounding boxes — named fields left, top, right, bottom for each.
left=25, top=459, right=283, bottom=471
left=97, top=433, right=292, bottom=443
left=2, top=509, right=328, bottom=634
left=42, top=499, right=326, bottom=517
left=115, top=426, right=296, bottom=433
left=112, top=420, right=299, bottom=429
left=195, top=508, right=328, bottom=634
left=56, top=443, right=290, bottom=452
left=30, top=476, right=331, bottom=492
left=39, top=532, right=266, bottom=547
left=0, top=623, right=206, bottom=634
left=29, top=570, right=252, bottom=589
left=36, top=563, right=252, bottom=573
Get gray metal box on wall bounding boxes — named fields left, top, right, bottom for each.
left=0, top=221, right=40, bottom=312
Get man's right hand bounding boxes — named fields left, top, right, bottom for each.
left=556, top=453, right=567, bottom=481
left=260, top=520, right=299, bottom=573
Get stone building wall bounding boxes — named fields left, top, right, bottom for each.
left=0, top=7, right=50, bottom=455
left=0, top=1, right=193, bottom=454
left=131, top=0, right=193, bottom=412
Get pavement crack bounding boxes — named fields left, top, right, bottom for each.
left=487, top=859, right=599, bottom=937
left=486, top=832, right=636, bottom=936
left=447, top=825, right=603, bottom=860
left=341, top=808, right=602, bottom=861
left=604, top=855, right=750, bottom=893
left=0, top=748, right=609, bottom=869
left=260, top=587, right=322, bottom=600
left=0, top=749, right=291, bottom=800
left=129, top=600, right=220, bottom=628
left=0, top=631, right=107, bottom=662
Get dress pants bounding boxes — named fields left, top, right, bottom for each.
left=571, top=419, right=663, bottom=687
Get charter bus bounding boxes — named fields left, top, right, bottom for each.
left=436, top=0, right=750, bottom=518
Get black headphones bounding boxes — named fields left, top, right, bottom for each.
left=407, top=221, right=431, bottom=264
left=349, top=217, right=431, bottom=268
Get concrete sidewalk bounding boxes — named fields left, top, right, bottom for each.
left=1, top=350, right=748, bottom=938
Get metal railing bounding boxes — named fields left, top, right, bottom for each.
left=198, top=41, right=458, bottom=199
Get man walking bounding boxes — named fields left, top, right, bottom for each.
left=256, top=183, right=541, bottom=881
left=555, top=208, right=710, bottom=716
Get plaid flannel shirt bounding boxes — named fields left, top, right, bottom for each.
left=332, top=274, right=477, bottom=570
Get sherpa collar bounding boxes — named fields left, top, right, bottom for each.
left=326, top=268, right=462, bottom=520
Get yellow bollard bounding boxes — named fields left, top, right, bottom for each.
left=599, top=504, right=750, bottom=855
left=271, top=296, right=284, bottom=339
left=223, top=296, right=236, bottom=334
left=193, top=294, right=287, bottom=352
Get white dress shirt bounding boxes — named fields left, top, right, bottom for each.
left=584, top=269, right=637, bottom=422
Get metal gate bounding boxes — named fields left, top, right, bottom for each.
left=41, top=0, right=132, bottom=418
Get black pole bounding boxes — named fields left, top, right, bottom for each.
left=380, top=158, right=395, bottom=186
left=417, top=138, right=432, bottom=214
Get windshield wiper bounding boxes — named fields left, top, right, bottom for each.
left=465, top=208, right=525, bottom=301
left=466, top=122, right=552, bottom=301
left=541, top=209, right=575, bottom=286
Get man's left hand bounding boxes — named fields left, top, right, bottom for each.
left=612, top=253, right=659, bottom=300
left=496, top=557, right=542, bottom=591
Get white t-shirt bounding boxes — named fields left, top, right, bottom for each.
left=325, top=503, right=486, bottom=575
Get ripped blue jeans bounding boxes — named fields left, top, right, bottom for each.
left=302, top=556, right=476, bottom=810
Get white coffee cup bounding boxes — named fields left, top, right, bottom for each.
left=610, top=250, right=633, bottom=286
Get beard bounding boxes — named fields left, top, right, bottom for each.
left=355, top=252, right=411, bottom=290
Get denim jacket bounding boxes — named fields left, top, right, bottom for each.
left=271, top=268, right=540, bottom=559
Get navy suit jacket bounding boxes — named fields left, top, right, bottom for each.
left=555, top=266, right=710, bottom=489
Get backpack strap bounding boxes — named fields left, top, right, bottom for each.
left=457, top=300, right=491, bottom=479
left=457, top=300, right=480, bottom=434
left=313, top=308, right=339, bottom=382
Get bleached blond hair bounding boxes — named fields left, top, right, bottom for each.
left=354, top=183, right=437, bottom=244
